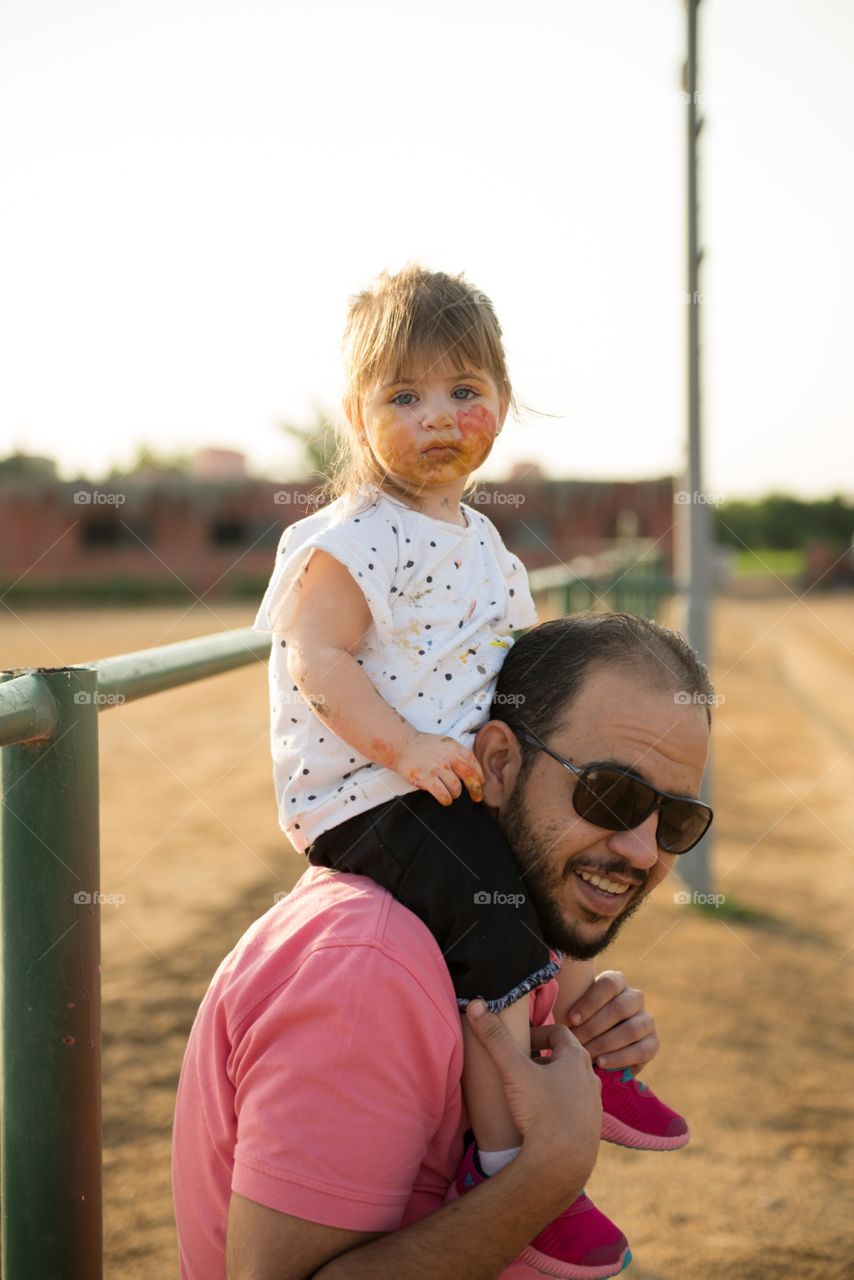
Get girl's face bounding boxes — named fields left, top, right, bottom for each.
left=358, top=354, right=509, bottom=492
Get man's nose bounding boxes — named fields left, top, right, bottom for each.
left=605, top=811, right=661, bottom=869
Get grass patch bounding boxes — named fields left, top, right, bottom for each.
left=732, top=548, right=805, bottom=578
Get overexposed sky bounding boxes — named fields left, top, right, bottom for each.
left=1, top=0, right=852, bottom=498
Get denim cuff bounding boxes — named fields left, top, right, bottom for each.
left=456, top=957, right=563, bottom=1014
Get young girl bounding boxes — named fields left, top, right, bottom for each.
left=253, top=264, right=688, bottom=1280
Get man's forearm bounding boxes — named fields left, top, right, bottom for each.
left=312, top=1152, right=581, bottom=1280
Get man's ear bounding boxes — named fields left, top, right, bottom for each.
left=474, top=720, right=523, bottom=809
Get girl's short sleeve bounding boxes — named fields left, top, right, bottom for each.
left=475, top=513, right=538, bottom=631
left=505, top=554, right=538, bottom=630
left=253, top=516, right=396, bottom=646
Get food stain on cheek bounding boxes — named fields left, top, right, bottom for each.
left=370, top=407, right=421, bottom=474
left=455, top=404, right=497, bottom=469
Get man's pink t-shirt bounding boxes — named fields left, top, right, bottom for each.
left=172, top=865, right=559, bottom=1279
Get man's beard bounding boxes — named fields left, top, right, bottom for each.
left=499, top=772, right=648, bottom=960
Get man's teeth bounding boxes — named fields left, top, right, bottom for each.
left=577, top=870, right=630, bottom=896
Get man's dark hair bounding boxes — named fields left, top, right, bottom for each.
left=491, top=611, right=715, bottom=778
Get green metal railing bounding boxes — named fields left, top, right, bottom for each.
left=0, top=560, right=672, bottom=1277
left=528, top=553, right=674, bottom=621
left=0, top=629, right=271, bottom=1279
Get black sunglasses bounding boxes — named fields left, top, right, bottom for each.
left=515, top=727, right=713, bottom=855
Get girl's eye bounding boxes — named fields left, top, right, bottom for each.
left=390, top=386, right=479, bottom=407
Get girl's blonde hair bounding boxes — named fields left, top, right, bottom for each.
left=319, top=263, right=518, bottom=507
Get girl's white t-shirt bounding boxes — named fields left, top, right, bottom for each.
left=252, top=487, right=537, bottom=854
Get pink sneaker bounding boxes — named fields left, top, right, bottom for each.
left=597, top=1065, right=689, bottom=1151
left=448, top=1142, right=632, bottom=1279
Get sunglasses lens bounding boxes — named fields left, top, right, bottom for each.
left=657, top=802, right=713, bottom=854
left=575, top=768, right=713, bottom=855
left=574, top=768, right=656, bottom=831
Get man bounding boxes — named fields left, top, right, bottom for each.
left=172, top=612, right=714, bottom=1280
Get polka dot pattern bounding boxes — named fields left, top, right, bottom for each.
left=251, top=488, right=537, bottom=854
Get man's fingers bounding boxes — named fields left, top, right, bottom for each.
left=465, top=1002, right=539, bottom=1082
left=468, top=1003, right=581, bottom=1064
left=566, top=970, right=629, bottom=1027
left=593, top=1034, right=659, bottom=1072
left=569, top=983, right=643, bottom=1041
left=572, top=990, right=645, bottom=1046
left=581, top=1007, right=655, bottom=1053
left=586, top=1023, right=659, bottom=1067
left=528, top=1021, right=584, bottom=1057
left=467, top=1006, right=582, bottom=1080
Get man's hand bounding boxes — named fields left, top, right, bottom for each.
left=465, top=999, right=601, bottom=1195
left=564, top=970, right=660, bottom=1074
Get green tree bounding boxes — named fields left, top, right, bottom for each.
left=715, top=493, right=854, bottom=550
left=110, top=444, right=194, bottom=479
left=279, top=406, right=341, bottom=481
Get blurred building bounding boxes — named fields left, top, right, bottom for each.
left=0, top=451, right=677, bottom=601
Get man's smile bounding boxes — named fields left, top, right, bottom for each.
left=563, top=858, right=648, bottom=921
left=576, top=869, right=631, bottom=896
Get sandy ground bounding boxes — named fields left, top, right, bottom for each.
left=2, top=595, right=853, bottom=1279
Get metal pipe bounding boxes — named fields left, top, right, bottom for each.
left=0, top=672, right=59, bottom=747
left=677, top=0, right=713, bottom=896
left=1, top=667, right=103, bottom=1278
left=89, top=627, right=271, bottom=705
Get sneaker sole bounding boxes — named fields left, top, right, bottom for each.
left=600, top=1113, right=690, bottom=1150
left=503, top=1244, right=633, bottom=1279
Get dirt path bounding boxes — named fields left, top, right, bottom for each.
left=2, top=598, right=852, bottom=1278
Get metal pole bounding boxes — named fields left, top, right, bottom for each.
left=676, top=0, right=713, bottom=895
left=1, top=666, right=103, bottom=1279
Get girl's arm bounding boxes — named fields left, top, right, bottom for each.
left=551, top=958, right=597, bottom=1028
left=278, top=548, right=483, bottom=805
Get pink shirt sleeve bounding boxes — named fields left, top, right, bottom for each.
left=229, top=939, right=462, bottom=1232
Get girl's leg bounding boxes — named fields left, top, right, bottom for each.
left=551, top=957, right=596, bottom=1029
left=460, top=995, right=528, bottom=1167
left=457, top=990, right=632, bottom=1273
